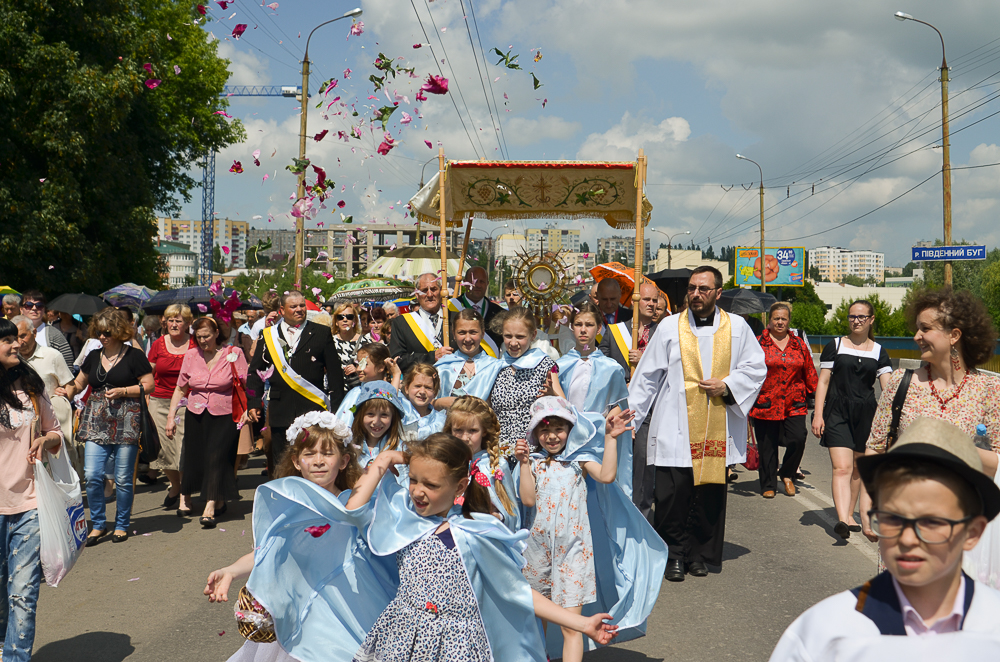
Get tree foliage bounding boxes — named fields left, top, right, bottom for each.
left=0, top=0, right=244, bottom=294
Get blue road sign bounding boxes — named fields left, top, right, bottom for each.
left=912, top=245, right=987, bottom=261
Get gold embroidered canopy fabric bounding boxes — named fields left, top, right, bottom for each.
left=410, top=161, right=652, bottom=228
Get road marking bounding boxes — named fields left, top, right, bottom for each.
left=794, top=481, right=880, bottom=566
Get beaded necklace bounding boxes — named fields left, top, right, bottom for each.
left=927, top=364, right=971, bottom=412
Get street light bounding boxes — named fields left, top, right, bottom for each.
left=293, top=8, right=363, bottom=288
left=474, top=224, right=509, bottom=297
left=649, top=229, right=690, bottom=270
left=736, top=154, right=766, bottom=293
left=895, top=10, right=952, bottom=285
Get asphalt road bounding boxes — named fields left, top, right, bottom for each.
left=33, top=433, right=877, bottom=662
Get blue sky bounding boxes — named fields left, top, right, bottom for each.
left=178, top=0, right=1000, bottom=269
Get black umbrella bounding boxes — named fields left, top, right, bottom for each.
left=644, top=268, right=692, bottom=313
left=47, top=293, right=109, bottom=316
left=143, top=286, right=261, bottom=315
left=718, top=288, right=777, bottom=316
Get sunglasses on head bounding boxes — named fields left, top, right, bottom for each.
left=21, top=301, right=44, bottom=310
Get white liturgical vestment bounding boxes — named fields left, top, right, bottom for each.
left=628, top=309, right=766, bottom=468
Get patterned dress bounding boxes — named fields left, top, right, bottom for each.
left=353, top=529, right=491, bottom=662
left=490, top=357, right=555, bottom=457
left=522, top=458, right=596, bottom=609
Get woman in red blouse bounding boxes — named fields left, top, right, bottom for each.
left=749, top=303, right=818, bottom=498
left=144, top=304, right=195, bottom=507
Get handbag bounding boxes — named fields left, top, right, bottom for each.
left=229, top=348, right=248, bottom=425
left=742, top=423, right=760, bottom=471
left=137, top=383, right=162, bottom=465
left=885, top=368, right=913, bottom=450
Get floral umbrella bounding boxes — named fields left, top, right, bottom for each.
left=101, top=283, right=158, bottom=310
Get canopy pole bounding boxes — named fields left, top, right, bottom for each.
left=438, top=148, right=450, bottom=347
left=631, top=148, right=646, bottom=377
left=456, top=214, right=474, bottom=297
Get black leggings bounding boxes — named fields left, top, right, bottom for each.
left=752, top=416, right=807, bottom=493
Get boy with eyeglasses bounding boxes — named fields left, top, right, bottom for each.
left=771, top=416, right=1000, bottom=660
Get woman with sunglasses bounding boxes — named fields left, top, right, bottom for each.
left=60, top=308, right=154, bottom=545
left=331, top=303, right=364, bottom=394
left=812, top=300, right=891, bottom=539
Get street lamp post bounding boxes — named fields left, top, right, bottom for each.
left=473, top=224, right=509, bottom=298
left=293, top=8, right=363, bottom=289
left=736, top=154, right=766, bottom=293
left=650, top=229, right=691, bottom=270
left=895, top=11, right=952, bottom=285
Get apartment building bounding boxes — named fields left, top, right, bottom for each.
left=808, top=246, right=885, bottom=282
left=526, top=227, right=581, bottom=253
left=597, top=235, right=651, bottom=265
left=154, top=241, right=198, bottom=287
left=157, top=218, right=250, bottom=271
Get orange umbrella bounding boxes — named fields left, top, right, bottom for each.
left=589, top=262, right=635, bottom=306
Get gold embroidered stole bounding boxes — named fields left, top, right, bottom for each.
left=679, top=310, right=732, bottom=486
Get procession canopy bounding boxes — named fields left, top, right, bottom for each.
left=409, top=160, right=652, bottom=227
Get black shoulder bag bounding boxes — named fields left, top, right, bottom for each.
left=885, top=369, right=913, bottom=450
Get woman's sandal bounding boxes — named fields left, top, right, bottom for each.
left=85, top=529, right=109, bottom=547
left=200, top=516, right=217, bottom=529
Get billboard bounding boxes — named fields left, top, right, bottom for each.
left=735, top=247, right=805, bottom=287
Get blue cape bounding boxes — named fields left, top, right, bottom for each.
left=245, top=478, right=399, bottom=662
left=473, top=449, right=522, bottom=532
left=334, top=383, right=420, bottom=431
left=403, top=407, right=447, bottom=442
left=531, top=409, right=669, bottom=655
left=435, top=350, right=501, bottom=400
left=556, top=349, right=633, bottom=496
left=366, top=474, right=547, bottom=662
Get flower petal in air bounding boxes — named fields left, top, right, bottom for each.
left=314, top=129, right=328, bottom=142
left=400, top=112, right=412, bottom=125
left=145, top=79, right=162, bottom=89
left=420, top=74, right=448, bottom=95
left=196, top=5, right=207, bottom=15
left=173, top=64, right=181, bottom=75
left=349, top=21, right=364, bottom=37
left=143, top=63, right=153, bottom=74
left=305, top=524, right=331, bottom=538
left=232, top=24, right=247, bottom=40
left=229, top=160, right=243, bottom=173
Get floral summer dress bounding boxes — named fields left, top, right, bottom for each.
left=522, top=458, right=596, bottom=609
left=353, top=528, right=491, bottom=662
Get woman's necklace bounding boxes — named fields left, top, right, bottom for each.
left=96, top=345, right=125, bottom=383
left=927, top=364, right=971, bottom=412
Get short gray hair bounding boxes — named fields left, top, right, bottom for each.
left=9, top=315, right=31, bottom=330
left=2, top=294, right=20, bottom=307
left=382, top=302, right=398, bottom=314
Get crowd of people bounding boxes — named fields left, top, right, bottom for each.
left=2, top=264, right=1000, bottom=660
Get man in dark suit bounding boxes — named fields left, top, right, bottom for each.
left=246, top=291, right=344, bottom=473
left=596, top=278, right=633, bottom=328
left=598, top=279, right=662, bottom=519
left=389, top=273, right=453, bottom=374
left=447, top=267, right=505, bottom=351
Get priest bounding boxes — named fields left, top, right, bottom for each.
left=629, top=266, right=766, bottom=581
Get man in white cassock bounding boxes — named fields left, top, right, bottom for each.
left=629, top=266, right=766, bottom=582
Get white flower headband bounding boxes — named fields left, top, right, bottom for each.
left=286, top=411, right=352, bottom=446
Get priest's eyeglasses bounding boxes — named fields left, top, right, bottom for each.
left=866, top=510, right=973, bottom=544
left=686, top=285, right=717, bottom=294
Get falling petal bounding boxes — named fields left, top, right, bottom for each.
left=128, top=578, right=140, bottom=581
left=305, top=524, right=332, bottom=537
left=349, top=21, right=363, bottom=37
left=222, top=246, right=231, bottom=255
left=145, top=79, right=162, bottom=89
left=267, top=1, right=278, bottom=8
left=400, top=111, right=412, bottom=124
left=143, top=63, right=153, bottom=74
left=424, top=140, right=433, bottom=148
left=413, top=43, right=422, bottom=49
left=232, top=24, right=247, bottom=39
left=197, top=304, right=208, bottom=312
left=535, top=50, right=543, bottom=62
left=229, top=160, right=243, bottom=173
left=173, top=64, right=181, bottom=75
left=196, top=4, right=206, bottom=15
left=167, top=33, right=172, bottom=40
left=343, top=68, right=351, bottom=79
left=314, top=129, right=328, bottom=141
left=420, top=74, right=448, bottom=95
left=216, top=0, right=231, bottom=8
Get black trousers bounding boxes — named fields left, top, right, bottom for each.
left=632, top=419, right=656, bottom=521
left=653, top=466, right=728, bottom=566
left=753, top=416, right=807, bottom=493
left=268, top=426, right=288, bottom=477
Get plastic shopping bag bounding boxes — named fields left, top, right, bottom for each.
left=35, top=450, right=87, bottom=587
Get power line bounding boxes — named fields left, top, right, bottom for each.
left=460, top=0, right=508, bottom=158
left=406, top=0, right=483, bottom=158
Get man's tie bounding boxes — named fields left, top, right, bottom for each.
left=429, top=312, right=441, bottom=344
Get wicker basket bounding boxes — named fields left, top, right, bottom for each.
left=235, top=586, right=276, bottom=643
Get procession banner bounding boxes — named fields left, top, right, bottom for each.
left=735, top=247, right=805, bottom=287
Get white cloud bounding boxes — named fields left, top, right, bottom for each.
left=504, top=116, right=582, bottom=145
left=217, top=41, right=271, bottom=87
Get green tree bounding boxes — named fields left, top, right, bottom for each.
left=981, top=260, right=1000, bottom=331
left=840, top=274, right=866, bottom=287
left=825, top=293, right=898, bottom=336
left=580, top=241, right=590, bottom=253
left=0, top=0, right=245, bottom=294
left=212, top=245, right=228, bottom=274
left=789, top=302, right=828, bottom=336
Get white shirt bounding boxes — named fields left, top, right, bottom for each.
left=628, top=309, right=766, bottom=467
left=416, top=307, right=443, bottom=346
left=249, top=317, right=267, bottom=342
left=893, top=575, right=965, bottom=636
left=35, top=322, right=50, bottom=348
left=567, top=358, right=594, bottom=410
left=279, top=319, right=306, bottom=355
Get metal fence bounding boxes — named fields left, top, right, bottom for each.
left=807, top=335, right=1000, bottom=373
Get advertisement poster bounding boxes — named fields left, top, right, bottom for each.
left=735, top=247, right=804, bottom=287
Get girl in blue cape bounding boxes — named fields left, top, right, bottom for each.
left=487, top=308, right=565, bottom=459
left=334, top=343, right=403, bottom=427
left=433, top=309, right=500, bottom=406
left=400, top=363, right=446, bottom=440
left=205, top=411, right=396, bottom=662
left=344, top=432, right=620, bottom=662
left=515, top=396, right=669, bottom=660
left=556, top=302, right=633, bottom=496
left=348, top=381, right=412, bottom=468
left=442, top=396, right=521, bottom=531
